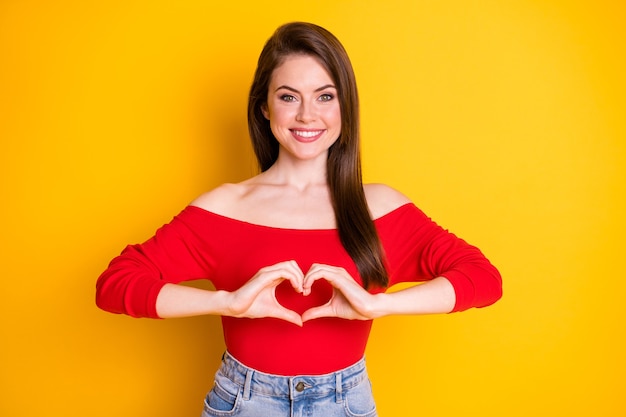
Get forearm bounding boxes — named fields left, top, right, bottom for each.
left=375, top=276, right=456, bottom=316
left=155, top=283, right=232, bottom=318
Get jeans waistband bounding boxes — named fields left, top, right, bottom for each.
left=219, top=351, right=368, bottom=401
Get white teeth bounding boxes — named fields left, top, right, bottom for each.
left=293, top=130, right=322, bottom=138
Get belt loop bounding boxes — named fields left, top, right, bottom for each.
left=243, top=369, right=253, bottom=401
left=335, top=372, right=342, bottom=403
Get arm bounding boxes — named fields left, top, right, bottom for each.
left=375, top=276, right=456, bottom=315
left=301, top=266, right=455, bottom=322
left=155, top=261, right=306, bottom=325
left=96, top=188, right=237, bottom=318
left=96, top=207, right=306, bottom=324
left=302, top=190, right=502, bottom=321
left=99, top=248, right=306, bottom=325
left=365, top=184, right=502, bottom=313
left=155, top=284, right=232, bottom=318
left=384, top=199, right=502, bottom=313
left=95, top=209, right=212, bottom=318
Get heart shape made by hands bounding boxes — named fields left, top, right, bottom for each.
left=275, top=278, right=333, bottom=316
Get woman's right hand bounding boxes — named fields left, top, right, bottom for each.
left=224, top=260, right=304, bottom=326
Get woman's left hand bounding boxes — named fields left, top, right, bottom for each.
left=301, top=263, right=383, bottom=322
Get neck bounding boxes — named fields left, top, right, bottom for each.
left=263, top=151, right=329, bottom=190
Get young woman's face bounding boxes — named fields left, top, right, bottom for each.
left=263, top=54, right=341, bottom=164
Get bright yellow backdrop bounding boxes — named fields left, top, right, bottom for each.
left=1, top=1, right=624, bottom=416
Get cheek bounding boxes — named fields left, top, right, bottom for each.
left=271, top=107, right=299, bottom=128
left=324, top=105, right=342, bottom=127
left=268, top=110, right=294, bottom=138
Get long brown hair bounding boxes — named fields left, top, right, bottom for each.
left=248, top=22, right=388, bottom=289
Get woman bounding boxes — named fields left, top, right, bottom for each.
left=96, top=22, right=502, bottom=417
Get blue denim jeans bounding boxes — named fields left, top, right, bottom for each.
left=201, top=352, right=378, bottom=417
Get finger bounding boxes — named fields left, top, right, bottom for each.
left=302, top=263, right=329, bottom=295
left=284, top=260, right=304, bottom=292
left=301, top=303, right=334, bottom=322
left=265, top=260, right=304, bottom=293
left=303, top=264, right=351, bottom=295
left=271, top=305, right=304, bottom=327
left=252, top=261, right=304, bottom=293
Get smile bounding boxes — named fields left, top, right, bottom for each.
left=292, top=129, right=324, bottom=138
left=291, top=129, right=325, bottom=142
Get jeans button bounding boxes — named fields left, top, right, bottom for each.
left=295, top=381, right=305, bottom=392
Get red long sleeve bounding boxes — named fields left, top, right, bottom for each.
left=96, top=203, right=502, bottom=374
left=96, top=209, right=217, bottom=318
left=380, top=204, right=502, bottom=312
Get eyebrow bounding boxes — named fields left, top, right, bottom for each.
left=274, top=84, right=336, bottom=93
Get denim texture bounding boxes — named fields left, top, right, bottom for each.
left=201, top=351, right=378, bottom=417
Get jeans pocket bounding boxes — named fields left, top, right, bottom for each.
left=344, top=378, right=377, bottom=417
left=202, top=374, right=242, bottom=416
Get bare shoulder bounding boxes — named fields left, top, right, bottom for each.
left=189, top=183, right=248, bottom=215
left=364, top=183, right=412, bottom=219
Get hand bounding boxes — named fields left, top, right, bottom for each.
left=225, top=260, right=304, bottom=326
left=301, top=263, right=382, bottom=322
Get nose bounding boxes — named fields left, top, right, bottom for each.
left=296, top=101, right=316, bottom=123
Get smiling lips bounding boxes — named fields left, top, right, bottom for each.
left=291, top=129, right=325, bottom=142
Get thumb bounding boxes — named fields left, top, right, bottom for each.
left=301, top=303, right=333, bottom=322
left=273, top=306, right=304, bottom=327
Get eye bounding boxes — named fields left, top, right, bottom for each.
left=280, top=94, right=297, bottom=102
left=318, top=93, right=334, bottom=102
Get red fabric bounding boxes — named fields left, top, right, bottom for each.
left=96, top=203, right=502, bottom=375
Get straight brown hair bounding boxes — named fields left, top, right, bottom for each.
left=248, top=22, right=388, bottom=288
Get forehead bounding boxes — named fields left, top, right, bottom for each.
left=270, top=54, right=335, bottom=87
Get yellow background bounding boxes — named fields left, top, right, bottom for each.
left=1, top=1, right=624, bottom=416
